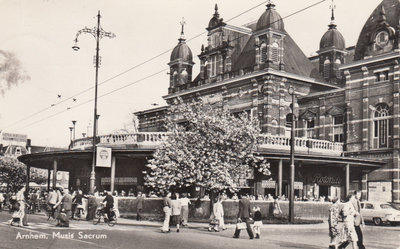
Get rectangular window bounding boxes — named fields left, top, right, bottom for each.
left=333, top=115, right=344, bottom=142
left=210, top=56, right=217, bottom=77
left=374, top=72, right=380, bottom=82
left=383, top=71, right=389, bottom=81
left=306, top=119, right=315, bottom=138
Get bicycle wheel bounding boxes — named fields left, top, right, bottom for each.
left=93, top=211, right=100, bottom=225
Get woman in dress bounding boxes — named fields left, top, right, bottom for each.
left=339, top=195, right=358, bottom=249
left=328, top=197, right=341, bottom=249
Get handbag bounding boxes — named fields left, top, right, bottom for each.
left=236, top=222, right=247, bottom=230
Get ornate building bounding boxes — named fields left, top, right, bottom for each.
left=19, top=1, right=398, bottom=203
left=135, top=0, right=400, bottom=202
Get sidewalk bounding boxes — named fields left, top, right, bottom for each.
left=27, top=211, right=328, bottom=230
left=115, top=217, right=328, bottom=230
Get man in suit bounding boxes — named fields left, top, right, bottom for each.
left=351, top=190, right=365, bottom=249
left=233, top=194, right=254, bottom=239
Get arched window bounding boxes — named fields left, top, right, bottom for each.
left=271, top=42, right=279, bottom=63
left=172, top=71, right=178, bottom=85
left=324, top=59, right=330, bottom=78
left=373, top=103, right=392, bottom=148
left=334, top=59, right=341, bottom=79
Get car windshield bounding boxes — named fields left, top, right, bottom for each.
left=380, top=204, right=393, bottom=209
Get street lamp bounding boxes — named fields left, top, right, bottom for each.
left=72, top=120, right=77, bottom=141
left=72, top=11, right=115, bottom=194
left=288, top=86, right=296, bottom=224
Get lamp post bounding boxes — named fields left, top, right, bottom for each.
left=288, top=86, right=296, bottom=224
left=72, top=120, right=77, bottom=141
left=69, top=127, right=74, bottom=150
left=72, top=11, right=115, bottom=194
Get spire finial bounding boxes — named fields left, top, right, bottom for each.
left=328, top=0, right=337, bottom=29
left=179, top=17, right=186, bottom=43
left=330, top=0, right=335, bottom=22
left=214, top=3, right=219, bottom=17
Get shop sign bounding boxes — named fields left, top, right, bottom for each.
left=101, top=177, right=137, bottom=186
left=312, top=174, right=341, bottom=185
left=294, top=181, right=303, bottom=190
left=262, top=180, right=276, bottom=189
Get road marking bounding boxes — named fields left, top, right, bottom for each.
left=0, top=222, right=97, bottom=245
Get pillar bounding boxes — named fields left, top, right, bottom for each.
left=110, top=156, right=116, bottom=193
left=26, top=165, right=30, bottom=192
left=361, top=171, right=368, bottom=201
left=278, top=159, right=283, bottom=196
left=53, top=159, right=58, bottom=189
left=47, top=169, right=51, bottom=191
left=345, top=164, right=350, bottom=196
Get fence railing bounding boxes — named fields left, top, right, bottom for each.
left=71, top=132, right=343, bottom=156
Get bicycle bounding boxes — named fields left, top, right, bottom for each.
left=93, top=204, right=117, bottom=227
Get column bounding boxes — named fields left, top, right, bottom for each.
left=110, top=156, right=116, bottom=193
left=345, top=164, right=350, bottom=196
left=47, top=169, right=51, bottom=191
left=361, top=171, right=368, bottom=201
left=361, top=66, right=370, bottom=150
left=52, top=159, right=58, bottom=189
left=26, top=165, right=30, bottom=192
left=278, top=159, right=283, bottom=196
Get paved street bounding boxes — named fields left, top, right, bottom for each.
left=1, top=211, right=399, bottom=249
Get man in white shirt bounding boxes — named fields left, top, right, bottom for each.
left=179, top=193, right=191, bottom=226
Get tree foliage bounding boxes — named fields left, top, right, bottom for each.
left=144, top=99, right=270, bottom=193
left=0, top=156, right=47, bottom=192
left=0, top=50, right=30, bottom=96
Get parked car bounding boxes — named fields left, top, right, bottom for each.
left=360, top=201, right=400, bottom=226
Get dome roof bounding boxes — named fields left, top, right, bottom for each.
left=319, top=24, right=345, bottom=50
left=170, top=39, right=193, bottom=62
left=354, top=0, right=400, bottom=60
left=256, top=3, right=284, bottom=32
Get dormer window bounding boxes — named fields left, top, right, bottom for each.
left=376, top=30, right=389, bottom=48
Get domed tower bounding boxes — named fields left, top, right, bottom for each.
left=168, top=19, right=194, bottom=94
left=254, top=1, right=286, bottom=70
left=317, top=1, right=346, bottom=83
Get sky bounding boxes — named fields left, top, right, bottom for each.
left=0, top=0, right=381, bottom=147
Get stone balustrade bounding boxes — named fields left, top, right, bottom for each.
left=70, top=132, right=343, bottom=156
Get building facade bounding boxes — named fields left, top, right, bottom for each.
left=19, top=1, right=397, bottom=202
left=135, top=1, right=399, bottom=202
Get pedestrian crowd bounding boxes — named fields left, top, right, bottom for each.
left=0, top=186, right=369, bottom=248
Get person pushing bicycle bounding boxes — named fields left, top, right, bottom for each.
left=102, top=191, right=114, bottom=221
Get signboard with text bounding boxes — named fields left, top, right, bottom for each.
left=96, top=147, right=112, bottom=167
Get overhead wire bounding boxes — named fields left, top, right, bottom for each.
left=8, top=0, right=328, bottom=131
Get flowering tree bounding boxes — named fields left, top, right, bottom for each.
left=144, top=99, right=270, bottom=193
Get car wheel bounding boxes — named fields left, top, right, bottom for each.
left=373, top=217, right=382, bottom=226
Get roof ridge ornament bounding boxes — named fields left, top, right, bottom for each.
left=179, top=17, right=186, bottom=43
